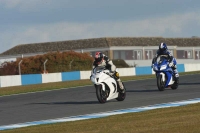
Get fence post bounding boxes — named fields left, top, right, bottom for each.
left=18, top=60, right=23, bottom=75
left=44, top=59, right=48, bottom=74
left=69, top=59, right=74, bottom=70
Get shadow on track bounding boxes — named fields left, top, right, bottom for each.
left=179, top=82, right=200, bottom=85
left=126, top=89, right=158, bottom=92
left=30, top=101, right=99, bottom=105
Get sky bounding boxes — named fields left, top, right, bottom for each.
left=0, top=0, right=200, bottom=54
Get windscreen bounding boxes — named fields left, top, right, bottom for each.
left=157, top=55, right=168, bottom=64
left=93, top=66, right=105, bottom=74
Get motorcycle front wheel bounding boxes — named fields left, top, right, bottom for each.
left=95, top=85, right=107, bottom=103
left=157, top=75, right=165, bottom=91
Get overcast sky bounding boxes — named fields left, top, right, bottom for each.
left=0, top=0, right=200, bottom=53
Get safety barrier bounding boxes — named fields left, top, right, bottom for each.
left=0, top=63, right=199, bottom=88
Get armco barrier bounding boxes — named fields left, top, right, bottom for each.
left=135, top=66, right=152, bottom=75
left=117, top=68, right=135, bottom=76
left=0, top=64, right=199, bottom=88
left=177, top=64, right=185, bottom=73
left=62, top=71, right=80, bottom=81
left=184, top=63, right=200, bottom=72
left=0, top=75, right=21, bottom=88
left=42, top=73, right=62, bottom=83
left=21, top=74, right=42, bottom=86
left=80, top=71, right=91, bottom=80
left=79, top=68, right=136, bottom=79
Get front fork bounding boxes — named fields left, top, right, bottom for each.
left=156, top=72, right=166, bottom=87
left=95, top=83, right=106, bottom=91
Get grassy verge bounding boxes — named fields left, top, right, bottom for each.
left=1, top=71, right=200, bottom=96
left=1, top=102, right=200, bottom=133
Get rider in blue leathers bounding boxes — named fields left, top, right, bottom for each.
left=152, top=42, right=179, bottom=82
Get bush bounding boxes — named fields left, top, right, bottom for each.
left=0, top=51, right=130, bottom=75
left=0, top=62, right=18, bottom=75
left=0, top=51, right=94, bottom=75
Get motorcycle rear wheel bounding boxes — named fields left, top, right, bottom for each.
left=95, top=85, right=107, bottom=103
left=171, top=79, right=179, bottom=90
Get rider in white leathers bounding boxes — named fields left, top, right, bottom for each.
left=91, top=52, right=125, bottom=92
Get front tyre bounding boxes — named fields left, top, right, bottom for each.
left=95, top=85, right=107, bottom=103
left=157, top=74, right=165, bottom=91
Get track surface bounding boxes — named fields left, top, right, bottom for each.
left=0, top=74, right=200, bottom=126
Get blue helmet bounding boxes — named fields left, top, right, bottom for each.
left=159, top=42, right=168, bottom=52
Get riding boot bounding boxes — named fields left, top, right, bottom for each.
left=173, top=69, right=179, bottom=83
left=117, top=79, right=125, bottom=93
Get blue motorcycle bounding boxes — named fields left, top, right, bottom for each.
left=152, top=55, right=179, bottom=91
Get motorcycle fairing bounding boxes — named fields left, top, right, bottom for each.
left=91, top=67, right=119, bottom=101
left=154, top=55, right=175, bottom=87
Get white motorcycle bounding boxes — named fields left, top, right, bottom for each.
left=90, top=66, right=126, bottom=103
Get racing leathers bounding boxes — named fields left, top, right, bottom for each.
left=92, top=54, right=125, bottom=92
left=152, top=49, right=179, bottom=81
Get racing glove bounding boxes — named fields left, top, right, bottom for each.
left=169, top=62, right=173, bottom=67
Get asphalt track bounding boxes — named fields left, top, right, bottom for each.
left=0, top=74, right=200, bottom=126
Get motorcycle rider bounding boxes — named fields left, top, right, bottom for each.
left=91, top=52, right=125, bottom=93
left=152, top=42, right=179, bottom=82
